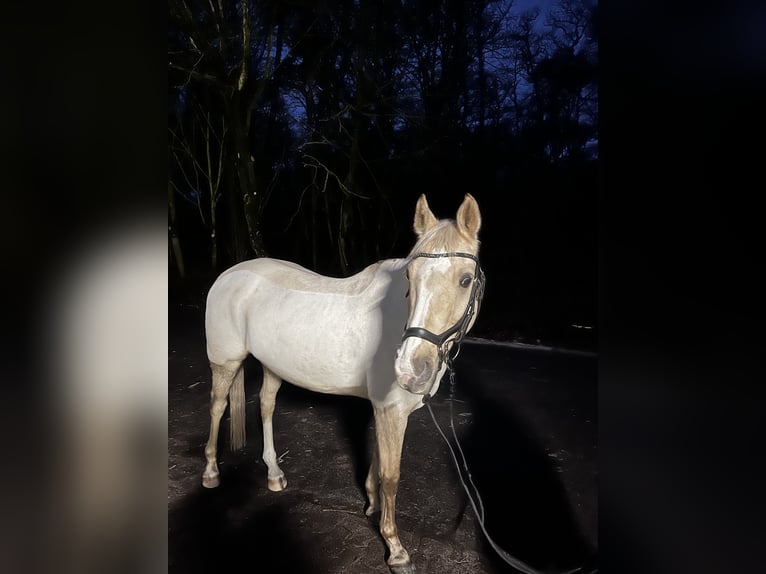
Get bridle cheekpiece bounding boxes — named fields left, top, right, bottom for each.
left=401, top=251, right=486, bottom=369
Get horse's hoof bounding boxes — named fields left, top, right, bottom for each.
left=202, top=474, right=221, bottom=488
left=389, top=562, right=415, bottom=574
left=388, top=550, right=414, bottom=574
left=365, top=503, right=380, bottom=517
left=202, top=473, right=220, bottom=489
left=267, top=474, right=287, bottom=492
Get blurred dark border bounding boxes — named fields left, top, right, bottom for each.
left=2, top=0, right=765, bottom=572
left=600, top=0, right=765, bottom=571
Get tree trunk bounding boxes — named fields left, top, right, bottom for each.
left=226, top=173, right=250, bottom=264
left=340, top=0, right=371, bottom=274
left=229, top=94, right=268, bottom=259
left=168, top=182, right=186, bottom=278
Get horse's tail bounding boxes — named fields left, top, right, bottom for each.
left=229, top=366, right=246, bottom=451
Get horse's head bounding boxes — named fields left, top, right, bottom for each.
left=395, top=194, right=484, bottom=396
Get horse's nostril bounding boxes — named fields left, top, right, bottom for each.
left=412, top=357, right=433, bottom=381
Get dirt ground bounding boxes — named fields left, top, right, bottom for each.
left=169, top=300, right=598, bottom=574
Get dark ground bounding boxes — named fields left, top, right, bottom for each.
left=169, top=299, right=598, bottom=574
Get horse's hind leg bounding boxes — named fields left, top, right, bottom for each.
left=202, top=360, right=243, bottom=488
left=260, top=366, right=287, bottom=491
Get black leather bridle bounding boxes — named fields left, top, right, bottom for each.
left=401, top=252, right=486, bottom=368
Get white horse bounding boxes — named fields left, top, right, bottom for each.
left=202, top=194, right=483, bottom=572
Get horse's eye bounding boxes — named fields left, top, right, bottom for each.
left=459, top=274, right=472, bottom=288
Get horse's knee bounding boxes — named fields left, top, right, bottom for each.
left=380, top=474, right=400, bottom=494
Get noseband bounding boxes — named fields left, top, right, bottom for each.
left=401, top=252, right=486, bottom=367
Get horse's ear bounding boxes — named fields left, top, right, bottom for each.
left=456, top=194, right=481, bottom=239
left=413, top=194, right=438, bottom=238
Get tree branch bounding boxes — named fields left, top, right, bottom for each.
left=238, top=0, right=250, bottom=91
left=169, top=63, right=223, bottom=88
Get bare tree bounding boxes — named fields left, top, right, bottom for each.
left=169, top=0, right=283, bottom=259
left=169, top=100, right=227, bottom=270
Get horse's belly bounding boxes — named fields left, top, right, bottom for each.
left=245, top=294, right=380, bottom=398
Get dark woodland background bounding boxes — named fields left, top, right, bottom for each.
left=168, top=0, right=598, bottom=349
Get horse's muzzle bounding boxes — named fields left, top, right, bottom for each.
left=395, top=354, right=435, bottom=395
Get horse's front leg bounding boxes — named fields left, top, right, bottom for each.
left=365, top=442, right=380, bottom=516
left=374, top=404, right=413, bottom=573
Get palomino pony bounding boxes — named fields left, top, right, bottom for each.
left=202, top=194, right=484, bottom=572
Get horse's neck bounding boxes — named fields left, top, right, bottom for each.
left=365, top=258, right=409, bottom=310
left=377, top=258, right=408, bottom=274
left=375, top=258, right=409, bottom=288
